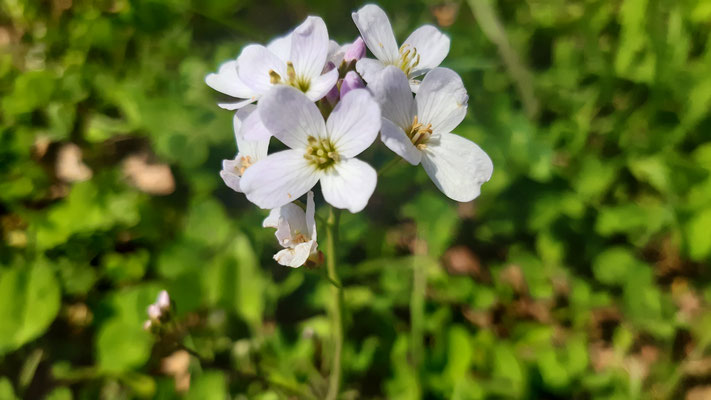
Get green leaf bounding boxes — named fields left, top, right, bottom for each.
left=0, top=262, right=61, bottom=355
left=96, top=319, right=153, bottom=373
left=685, top=208, right=711, bottom=260
left=186, top=371, right=226, bottom=400
left=593, top=247, right=642, bottom=285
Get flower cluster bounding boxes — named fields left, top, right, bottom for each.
left=143, top=290, right=171, bottom=331
left=207, top=4, right=493, bottom=268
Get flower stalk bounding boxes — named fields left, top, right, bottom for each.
left=325, top=206, right=343, bottom=400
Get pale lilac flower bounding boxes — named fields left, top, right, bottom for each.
left=206, top=16, right=339, bottom=134
left=369, top=66, right=493, bottom=202
left=220, top=105, right=270, bottom=192
left=240, top=87, right=381, bottom=213
left=352, top=4, right=450, bottom=91
left=262, top=191, right=318, bottom=268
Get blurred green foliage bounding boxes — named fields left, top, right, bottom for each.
left=1, top=0, right=711, bottom=398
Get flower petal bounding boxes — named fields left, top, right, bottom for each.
left=240, top=105, right=273, bottom=142
left=380, top=118, right=422, bottom=165
left=368, top=65, right=415, bottom=129
left=304, top=68, right=338, bottom=101
left=236, top=44, right=287, bottom=94
left=420, top=133, right=493, bottom=202
left=267, top=34, right=292, bottom=61
left=263, top=208, right=281, bottom=229
left=290, top=16, right=329, bottom=80
left=416, top=67, right=468, bottom=135
left=320, top=158, right=377, bottom=213
left=217, top=97, right=257, bottom=110
left=205, top=60, right=258, bottom=99
left=326, top=89, right=381, bottom=158
left=352, top=4, right=399, bottom=64
left=279, top=203, right=310, bottom=242
left=355, top=58, right=387, bottom=84
left=258, top=86, right=327, bottom=149
left=220, top=159, right=243, bottom=192
left=402, top=25, right=450, bottom=77
left=233, top=105, right=270, bottom=160
left=240, top=150, right=321, bottom=209
left=274, top=240, right=316, bottom=268
left=305, top=191, right=316, bottom=241
left=327, top=40, right=345, bottom=66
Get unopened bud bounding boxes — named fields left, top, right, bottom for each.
left=325, top=82, right=340, bottom=105
left=343, top=37, right=366, bottom=63
left=340, top=71, right=365, bottom=98
left=156, top=290, right=171, bottom=311
left=147, top=304, right=161, bottom=320
left=143, top=320, right=153, bottom=331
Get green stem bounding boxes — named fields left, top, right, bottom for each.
left=325, top=206, right=343, bottom=400
left=377, top=158, right=401, bottom=177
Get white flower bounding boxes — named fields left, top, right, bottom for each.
left=263, top=191, right=318, bottom=268
left=369, top=66, right=493, bottom=202
left=352, top=4, right=450, bottom=91
left=220, top=105, right=270, bottom=193
left=205, top=16, right=338, bottom=120
left=240, top=86, right=381, bottom=213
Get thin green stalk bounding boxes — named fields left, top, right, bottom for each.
left=377, top=158, right=401, bottom=177
left=325, top=206, right=343, bottom=400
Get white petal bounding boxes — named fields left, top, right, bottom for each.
left=240, top=150, right=321, bottom=209
left=290, top=16, right=329, bottom=80
left=305, top=191, right=316, bottom=241
left=236, top=45, right=287, bottom=94
left=267, top=34, right=292, bottom=61
left=279, top=203, right=309, bottom=241
left=352, top=4, right=399, bottom=64
left=263, top=208, right=281, bottom=229
left=327, top=40, right=345, bottom=66
left=368, top=66, right=415, bottom=129
left=380, top=118, right=422, bottom=165
left=240, top=105, right=273, bottom=142
left=274, top=214, right=292, bottom=246
left=326, top=89, right=381, bottom=158
left=304, top=68, right=338, bottom=101
left=205, top=60, right=258, bottom=99
left=320, top=158, right=377, bottom=213
left=402, top=25, right=450, bottom=77
left=274, top=240, right=317, bottom=268
left=258, top=86, right=327, bottom=149
left=416, top=67, right=468, bottom=135
left=220, top=160, right=243, bottom=192
left=420, top=133, right=493, bottom=202
left=355, top=58, right=387, bottom=84
left=217, top=97, right=257, bottom=110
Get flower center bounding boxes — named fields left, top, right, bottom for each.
left=304, top=136, right=339, bottom=170
left=407, top=115, right=432, bottom=150
left=395, top=44, right=421, bottom=76
left=269, top=62, right=311, bottom=92
left=235, top=155, right=253, bottom=176
left=292, top=232, right=308, bottom=244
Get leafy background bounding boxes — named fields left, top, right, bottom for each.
left=2, top=0, right=711, bottom=398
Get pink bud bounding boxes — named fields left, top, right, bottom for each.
left=343, top=37, right=366, bottom=63
left=156, top=290, right=170, bottom=311
left=147, top=304, right=161, bottom=320
left=325, top=81, right=341, bottom=106
left=340, top=71, right=365, bottom=98
left=143, top=320, right=153, bottom=331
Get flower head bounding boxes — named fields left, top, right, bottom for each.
left=263, top=191, right=318, bottom=268
left=369, top=66, right=493, bottom=202
left=220, top=105, right=270, bottom=193
left=352, top=4, right=450, bottom=91
left=240, top=86, right=381, bottom=213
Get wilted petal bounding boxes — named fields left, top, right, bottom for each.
left=402, top=25, right=450, bottom=77
left=304, top=68, right=338, bottom=101
left=326, top=89, right=380, bottom=158
left=320, top=158, right=377, bottom=213
left=368, top=66, right=415, bottom=129
left=240, top=150, right=321, bottom=209
left=236, top=45, right=287, bottom=94
left=352, top=4, right=399, bottom=64
left=274, top=240, right=317, bottom=268
left=290, top=16, right=329, bottom=80
left=416, top=68, right=468, bottom=135
left=380, top=118, right=422, bottom=165
left=355, top=58, right=387, bottom=84
left=258, top=86, right=327, bottom=149
left=420, top=133, right=493, bottom=202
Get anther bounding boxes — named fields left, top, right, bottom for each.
left=269, top=70, right=281, bottom=84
